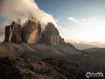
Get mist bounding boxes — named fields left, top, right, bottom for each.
left=0, top=0, right=58, bottom=28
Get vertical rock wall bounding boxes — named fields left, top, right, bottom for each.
left=4, top=17, right=66, bottom=46
left=4, top=20, right=23, bottom=44
left=21, top=17, right=41, bottom=44
left=41, top=22, right=66, bottom=46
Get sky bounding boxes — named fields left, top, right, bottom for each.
left=35, top=0, right=105, bottom=41
left=0, top=0, right=105, bottom=49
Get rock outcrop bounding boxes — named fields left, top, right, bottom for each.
left=21, top=17, right=41, bottom=44
left=4, top=19, right=23, bottom=44
left=4, top=17, right=66, bottom=46
left=41, top=22, right=66, bottom=46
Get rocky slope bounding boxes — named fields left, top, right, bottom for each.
left=0, top=57, right=67, bottom=79
left=0, top=42, right=105, bottom=79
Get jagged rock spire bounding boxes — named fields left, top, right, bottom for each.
left=4, top=20, right=23, bottom=44
left=41, top=22, right=65, bottom=46
left=21, top=17, right=41, bottom=44
left=4, top=18, right=66, bottom=46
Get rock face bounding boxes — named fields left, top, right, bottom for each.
left=4, top=19, right=23, bottom=44
left=41, top=22, right=66, bottom=46
left=21, top=17, right=41, bottom=44
left=4, top=17, right=65, bottom=46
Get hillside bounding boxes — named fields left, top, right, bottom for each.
left=0, top=42, right=105, bottom=79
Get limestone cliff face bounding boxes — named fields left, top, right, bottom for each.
left=4, top=19, right=23, bottom=44
left=4, top=18, right=66, bottom=46
left=59, top=36, right=66, bottom=46
left=21, top=17, right=41, bottom=44
left=41, top=22, right=66, bottom=46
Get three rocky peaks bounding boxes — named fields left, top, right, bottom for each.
left=4, top=17, right=65, bottom=46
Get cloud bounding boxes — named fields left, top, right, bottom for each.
left=64, top=16, right=105, bottom=43
left=81, top=18, right=87, bottom=21
left=55, top=19, right=59, bottom=23
left=67, top=16, right=97, bottom=24
left=0, top=0, right=64, bottom=41
left=0, top=0, right=58, bottom=29
left=58, top=26, right=67, bottom=31
left=67, top=17, right=81, bottom=24
left=81, top=17, right=97, bottom=23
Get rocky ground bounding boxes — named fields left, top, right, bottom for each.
left=0, top=43, right=105, bottom=79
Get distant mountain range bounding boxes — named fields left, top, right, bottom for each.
left=70, top=42, right=96, bottom=50
left=83, top=47, right=105, bottom=52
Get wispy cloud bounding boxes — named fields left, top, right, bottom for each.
left=65, top=16, right=105, bottom=42
left=58, top=26, right=67, bottom=31
left=81, top=17, right=97, bottom=22
left=67, top=16, right=97, bottom=24
left=67, top=17, right=81, bottom=24
left=55, top=19, right=59, bottom=23
left=81, top=18, right=87, bottom=21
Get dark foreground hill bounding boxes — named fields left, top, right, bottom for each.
left=0, top=42, right=105, bottom=79
left=0, top=17, right=105, bottom=79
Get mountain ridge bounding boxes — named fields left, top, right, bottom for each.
left=3, top=17, right=77, bottom=49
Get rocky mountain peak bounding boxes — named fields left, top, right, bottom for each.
left=41, top=22, right=65, bottom=46
left=4, top=20, right=23, bottom=44
left=4, top=18, right=66, bottom=46
left=44, top=22, right=59, bottom=35
left=21, top=17, right=41, bottom=44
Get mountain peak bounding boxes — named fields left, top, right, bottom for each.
left=21, top=17, right=41, bottom=44
left=4, top=18, right=65, bottom=46
left=41, top=22, right=65, bottom=46
left=4, top=20, right=23, bottom=44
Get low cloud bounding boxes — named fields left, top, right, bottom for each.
left=0, top=0, right=59, bottom=29
left=0, top=0, right=67, bottom=41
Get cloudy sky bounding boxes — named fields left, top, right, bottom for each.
left=0, top=0, right=105, bottom=49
